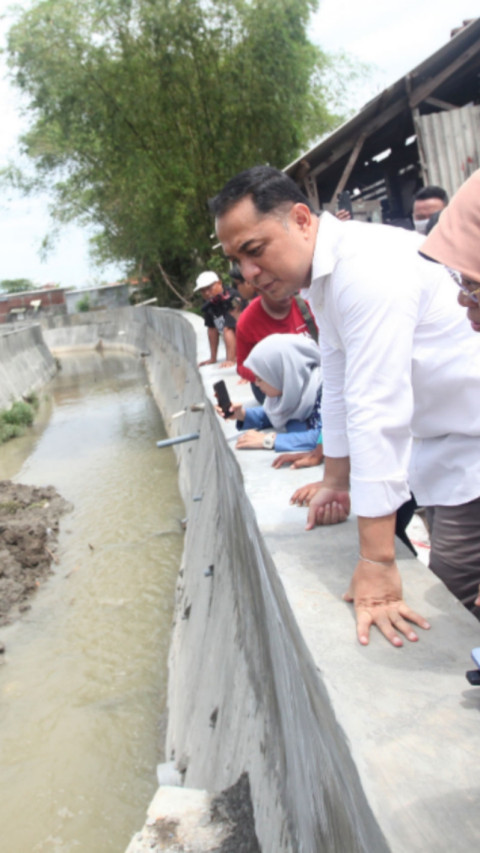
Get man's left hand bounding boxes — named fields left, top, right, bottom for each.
left=344, top=558, right=431, bottom=647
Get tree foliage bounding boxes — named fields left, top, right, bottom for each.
left=0, top=278, right=36, bottom=293
left=6, top=0, right=349, bottom=303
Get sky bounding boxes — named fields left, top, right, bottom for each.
left=0, top=0, right=478, bottom=290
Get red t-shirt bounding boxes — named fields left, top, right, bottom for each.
left=236, top=296, right=317, bottom=382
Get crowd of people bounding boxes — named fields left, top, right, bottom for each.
left=193, top=166, right=480, bottom=648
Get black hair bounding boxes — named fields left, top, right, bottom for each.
left=414, top=185, right=449, bottom=204
left=229, top=263, right=245, bottom=284
left=209, top=165, right=317, bottom=218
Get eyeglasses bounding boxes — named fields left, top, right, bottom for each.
left=458, top=277, right=480, bottom=305
left=447, top=268, right=480, bottom=305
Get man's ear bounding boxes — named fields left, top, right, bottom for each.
left=291, top=202, right=314, bottom=233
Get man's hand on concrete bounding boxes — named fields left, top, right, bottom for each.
left=272, top=444, right=324, bottom=469
left=290, top=481, right=322, bottom=506
left=298, top=484, right=351, bottom=525
left=344, top=559, right=430, bottom=647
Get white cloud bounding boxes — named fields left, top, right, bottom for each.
left=311, top=0, right=479, bottom=107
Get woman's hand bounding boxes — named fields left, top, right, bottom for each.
left=236, top=430, right=275, bottom=449
left=215, top=402, right=245, bottom=421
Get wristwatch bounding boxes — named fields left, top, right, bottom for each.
left=263, top=433, right=276, bottom=450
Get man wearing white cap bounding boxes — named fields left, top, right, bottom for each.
left=193, top=270, right=242, bottom=367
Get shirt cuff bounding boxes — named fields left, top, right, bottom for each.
left=323, top=431, right=349, bottom=457
left=350, top=476, right=411, bottom=517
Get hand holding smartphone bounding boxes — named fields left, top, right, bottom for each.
left=213, top=380, right=232, bottom=417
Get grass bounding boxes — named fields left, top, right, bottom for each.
left=0, top=501, right=22, bottom=514
left=0, top=393, right=39, bottom=445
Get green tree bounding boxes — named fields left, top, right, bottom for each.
left=0, top=278, right=36, bottom=293
left=6, top=0, right=351, bottom=304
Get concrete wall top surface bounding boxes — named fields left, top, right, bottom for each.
left=188, top=310, right=480, bottom=852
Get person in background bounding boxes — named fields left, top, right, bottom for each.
left=194, top=270, right=243, bottom=367
left=217, top=334, right=323, bottom=454
left=229, top=266, right=256, bottom=304
left=412, top=185, right=448, bottom=234
left=234, top=273, right=317, bottom=403
left=421, top=169, right=480, bottom=334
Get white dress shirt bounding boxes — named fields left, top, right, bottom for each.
left=303, top=212, right=480, bottom=516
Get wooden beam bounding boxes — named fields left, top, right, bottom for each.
left=330, top=132, right=368, bottom=202
left=405, top=74, right=429, bottom=184
left=424, top=96, right=457, bottom=111
left=310, top=95, right=410, bottom=180
left=303, top=172, right=320, bottom=209
left=409, top=37, right=480, bottom=108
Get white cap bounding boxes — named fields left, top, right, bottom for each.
left=193, top=270, right=221, bottom=293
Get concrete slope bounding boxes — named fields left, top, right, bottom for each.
left=0, top=324, right=57, bottom=409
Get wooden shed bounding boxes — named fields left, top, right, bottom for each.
left=285, top=18, right=480, bottom=222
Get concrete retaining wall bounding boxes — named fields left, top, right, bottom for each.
left=0, top=324, right=57, bottom=410
left=43, top=307, right=387, bottom=850
left=18, top=307, right=480, bottom=852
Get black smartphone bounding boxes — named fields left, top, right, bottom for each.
left=337, top=190, right=352, bottom=216
left=213, top=380, right=232, bottom=417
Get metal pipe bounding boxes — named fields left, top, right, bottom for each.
left=156, top=432, right=200, bottom=449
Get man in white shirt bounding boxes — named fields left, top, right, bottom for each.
left=211, top=165, right=480, bottom=649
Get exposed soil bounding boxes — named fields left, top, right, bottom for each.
left=0, top=480, right=72, bottom=630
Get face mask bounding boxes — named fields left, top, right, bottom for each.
left=414, top=218, right=429, bottom=234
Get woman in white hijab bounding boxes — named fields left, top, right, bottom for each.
left=220, top=333, right=323, bottom=453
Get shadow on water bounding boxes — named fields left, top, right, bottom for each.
left=0, top=351, right=185, bottom=853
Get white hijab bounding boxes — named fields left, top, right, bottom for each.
left=244, top=333, right=321, bottom=430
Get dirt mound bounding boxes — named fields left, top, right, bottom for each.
left=0, top=481, right=72, bottom=627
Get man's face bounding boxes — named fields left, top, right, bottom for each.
left=254, top=376, right=281, bottom=398
left=216, top=196, right=317, bottom=302
left=413, top=197, right=446, bottom=222
left=200, top=280, right=223, bottom=300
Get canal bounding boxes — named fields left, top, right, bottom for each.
left=0, top=351, right=184, bottom=852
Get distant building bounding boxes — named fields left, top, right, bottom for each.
left=0, top=287, right=67, bottom=324
left=64, top=282, right=131, bottom=314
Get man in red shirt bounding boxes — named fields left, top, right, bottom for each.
left=236, top=290, right=317, bottom=387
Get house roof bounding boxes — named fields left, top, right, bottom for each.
left=284, top=18, right=480, bottom=208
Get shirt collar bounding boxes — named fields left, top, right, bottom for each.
left=311, top=211, right=344, bottom=284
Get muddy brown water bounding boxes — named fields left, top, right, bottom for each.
left=0, top=351, right=185, bottom=852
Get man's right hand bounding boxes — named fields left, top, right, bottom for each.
left=289, top=482, right=351, bottom=525
left=303, top=484, right=351, bottom=527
